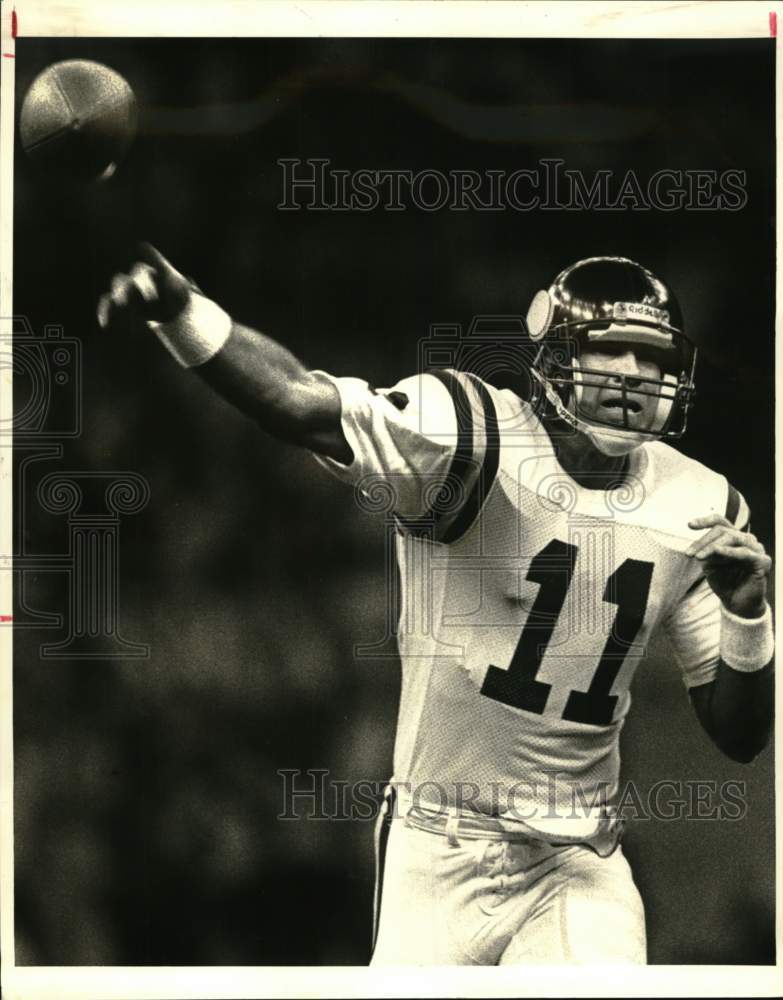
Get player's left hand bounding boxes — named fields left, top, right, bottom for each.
left=687, top=514, right=771, bottom=618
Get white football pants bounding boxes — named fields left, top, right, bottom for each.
left=371, top=815, right=646, bottom=965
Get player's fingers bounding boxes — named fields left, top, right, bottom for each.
left=103, top=270, right=158, bottom=326
left=135, top=242, right=192, bottom=320
left=696, top=541, right=771, bottom=570
left=735, top=532, right=765, bottom=555
left=711, top=544, right=773, bottom=574
left=96, top=293, right=111, bottom=329
left=687, top=525, right=737, bottom=557
left=688, top=526, right=762, bottom=559
left=137, top=241, right=185, bottom=281
left=688, top=514, right=732, bottom=531
left=110, top=273, right=133, bottom=308
left=687, top=525, right=724, bottom=556
left=128, top=262, right=160, bottom=304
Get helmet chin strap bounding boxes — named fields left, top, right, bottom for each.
left=531, top=364, right=648, bottom=456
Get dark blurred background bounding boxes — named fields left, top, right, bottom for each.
left=12, top=37, right=775, bottom=965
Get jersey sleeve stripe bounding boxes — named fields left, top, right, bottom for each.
left=430, top=368, right=476, bottom=496
left=725, top=483, right=741, bottom=524
left=725, top=482, right=750, bottom=530
left=395, top=368, right=475, bottom=537
left=441, top=373, right=500, bottom=544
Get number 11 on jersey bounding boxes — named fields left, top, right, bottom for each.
left=480, top=539, right=654, bottom=727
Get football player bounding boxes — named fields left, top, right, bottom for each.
left=98, top=251, right=774, bottom=964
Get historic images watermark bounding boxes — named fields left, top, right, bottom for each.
left=2, top=315, right=150, bottom=658
left=278, top=158, right=748, bottom=212
left=277, top=770, right=748, bottom=823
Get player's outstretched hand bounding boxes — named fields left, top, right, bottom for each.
left=687, top=513, right=771, bottom=618
left=96, top=243, right=192, bottom=330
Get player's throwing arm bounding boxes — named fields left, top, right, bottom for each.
left=97, top=243, right=352, bottom=463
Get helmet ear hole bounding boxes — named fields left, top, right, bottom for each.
left=527, top=289, right=553, bottom=341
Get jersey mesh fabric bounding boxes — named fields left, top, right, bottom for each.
left=314, top=368, right=745, bottom=835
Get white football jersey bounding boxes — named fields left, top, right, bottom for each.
left=315, top=369, right=749, bottom=833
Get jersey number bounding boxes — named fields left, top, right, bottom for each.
left=480, top=539, right=654, bottom=726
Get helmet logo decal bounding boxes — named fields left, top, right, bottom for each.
left=612, top=301, right=670, bottom=325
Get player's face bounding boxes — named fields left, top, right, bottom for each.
left=576, top=344, right=665, bottom=432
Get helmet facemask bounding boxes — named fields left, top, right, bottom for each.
left=526, top=262, right=697, bottom=454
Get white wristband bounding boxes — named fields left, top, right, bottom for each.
left=720, top=604, right=774, bottom=672
left=148, top=293, right=232, bottom=367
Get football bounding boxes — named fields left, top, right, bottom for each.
left=19, top=59, right=137, bottom=183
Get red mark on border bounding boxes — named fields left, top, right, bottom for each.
left=3, top=53, right=14, bottom=59
left=11, top=8, right=18, bottom=38
left=0, top=615, right=13, bottom=623
left=770, top=11, right=778, bottom=36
